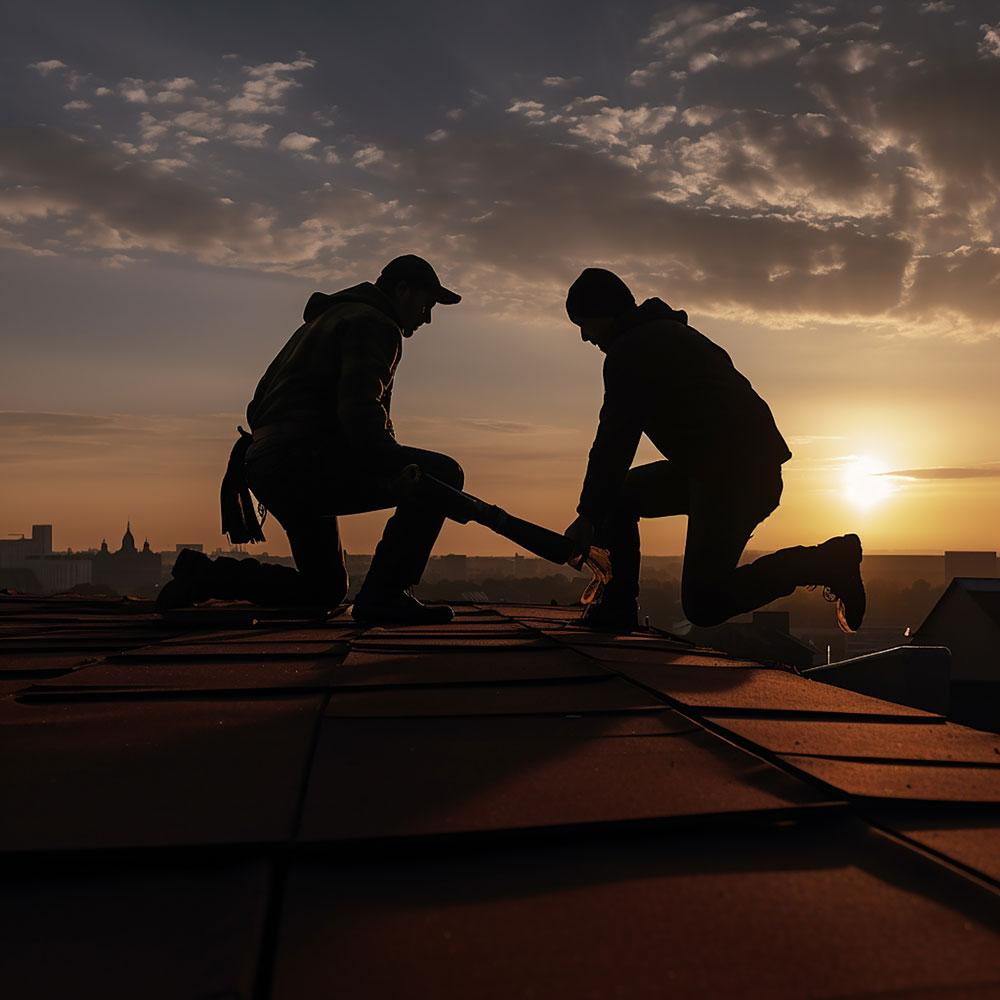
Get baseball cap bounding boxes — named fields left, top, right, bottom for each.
left=379, top=255, right=461, bottom=304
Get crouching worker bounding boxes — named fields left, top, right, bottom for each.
left=562, top=267, right=865, bottom=634
left=159, top=255, right=464, bottom=625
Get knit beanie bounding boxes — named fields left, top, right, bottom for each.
left=565, top=268, right=636, bottom=321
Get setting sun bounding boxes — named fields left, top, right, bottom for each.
left=843, top=456, right=895, bottom=509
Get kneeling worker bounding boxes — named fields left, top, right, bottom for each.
left=168, top=255, right=464, bottom=624
left=562, top=267, right=865, bottom=634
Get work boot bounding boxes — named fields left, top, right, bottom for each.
left=812, top=533, right=866, bottom=633
left=577, top=596, right=640, bottom=633
left=351, top=586, right=454, bottom=625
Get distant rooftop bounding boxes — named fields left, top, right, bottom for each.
left=2, top=593, right=1000, bottom=998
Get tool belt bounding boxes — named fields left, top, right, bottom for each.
left=220, top=426, right=266, bottom=544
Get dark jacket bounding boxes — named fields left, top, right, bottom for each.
left=246, top=282, right=403, bottom=454
left=577, top=298, right=792, bottom=522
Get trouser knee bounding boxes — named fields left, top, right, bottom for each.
left=420, top=453, right=464, bottom=491
left=681, top=586, right=728, bottom=628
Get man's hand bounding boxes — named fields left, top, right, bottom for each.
left=564, top=514, right=595, bottom=553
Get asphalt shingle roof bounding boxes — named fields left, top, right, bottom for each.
left=2, top=592, right=999, bottom=999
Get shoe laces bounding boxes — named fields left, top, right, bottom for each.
left=806, top=584, right=839, bottom=604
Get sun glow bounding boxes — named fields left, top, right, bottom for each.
left=843, top=456, right=894, bottom=509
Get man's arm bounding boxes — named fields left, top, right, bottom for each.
left=336, top=319, right=402, bottom=452
left=574, top=353, right=646, bottom=526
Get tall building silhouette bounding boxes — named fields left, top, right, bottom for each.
left=91, top=522, right=161, bottom=597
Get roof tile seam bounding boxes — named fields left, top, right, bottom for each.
left=767, top=751, right=1000, bottom=769
left=863, top=821, right=1000, bottom=899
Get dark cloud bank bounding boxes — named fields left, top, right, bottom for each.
left=2, top=3, right=1000, bottom=331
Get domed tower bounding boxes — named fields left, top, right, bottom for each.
left=121, top=521, right=136, bottom=553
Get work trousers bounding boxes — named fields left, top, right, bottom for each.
left=245, top=439, right=463, bottom=604
left=596, top=460, right=809, bottom=627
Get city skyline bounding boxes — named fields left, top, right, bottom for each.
left=3, top=2, right=1000, bottom=557
left=7, top=517, right=999, bottom=562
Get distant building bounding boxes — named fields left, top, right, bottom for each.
left=427, top=554, right=467, bottom=581
left=90, top=523, right=162, bottom=598
left=911, top=577, right=1000, bottom=731
left=0, top=524, right=90, bottom=594
left=944, top=551, right=997, bottom=580
left=0, top=524, right=53, bottom=568
left=28, top=555, right=94, bottom=594
left=0, top=524, right=92, bottom=594
left=858, top=554, right=945, bottom=586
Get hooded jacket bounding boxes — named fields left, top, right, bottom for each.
left=577, top=298, right=792, bottom=522
left=246, top=282, right=403, bottom=454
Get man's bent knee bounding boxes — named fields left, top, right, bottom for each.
left=420, top=452, right=464, bottom=491
left=682, top=589, right=729, bottom=629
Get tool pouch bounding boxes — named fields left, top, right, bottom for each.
left=220, top=426, right=266, bottom=544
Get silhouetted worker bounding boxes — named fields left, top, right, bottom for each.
left=562, top=267, right=865, bottom=633
left=165, top=255, right=464, bottom=624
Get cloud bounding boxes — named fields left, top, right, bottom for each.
left=354, top=124, right=913, bottom=321
left=785, top=435, right=843, bottom=445
left=505, top=96, right=675, bottom=153
left=0, top=411, right=238, bottom=476
left=149, top=79, right=198, bottom=104
left=0, top=186, right=76, bottom=221
left=29, top=59, right=67, bottom=76
left=0, top=126, right=327, bottom=267
left=672, top=109, right=878, bottom=216
left=118, top=78, right=150, bottom=103
left=226, top=122, right=271, bottom=148
left=76, top=61, right=321, bottom=159
left=542, top=75, right=582, bottom=87
left=980, top=22, right=1000, bottom=59
left=880, top=61, right=1000, bottom=228
left=680, top=105, right=726, bottom=127
left=0, top=113, right=917, bottom=324
left=452, top=418, right=549, bottom=434
left=64, top=100, right=92, bottom=111
left=903, top=247, right=1000, bottom=327
left=568, top=104, right=675, bottom=148
left=162, top=77, right=196, bottom=92
left=135, top=111, right=170, bottom=150
left=0, top=227, right=58, bottom=257
left=353, top=144, right=386, bottom=168
left=172, top=110, right=226, bottom=134
left=7, top=26, right=1000, bottom=335
left=882, top=466, right=1000, bottom=479
left=0, top=411, right=124, bottom=437
left=278, top=131, right=320, bottom=153
left=227, top=57, right=315, bottom=114
left=634, top=4, right=801, bottom=80
left=507, top=99, right=546, bottom=119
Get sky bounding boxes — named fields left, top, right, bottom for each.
left=3, top=0, right=1000, bottom=558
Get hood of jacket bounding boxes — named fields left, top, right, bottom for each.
left=623, top=297, right=688, bottom=330
left=302, top=281, right=402, bottom=327
left=600, top=297, right=687, bottom=353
